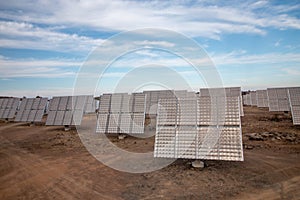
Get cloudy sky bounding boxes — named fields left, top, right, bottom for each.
left=0, top=0, right=300, bottom=97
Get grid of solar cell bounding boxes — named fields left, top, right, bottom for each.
left=256, top=90, right=269, bottom=108
left=15, top=97, right=48, bottom=122
left=45, top=96, right=89, bottom=126
left=0, top=98, right=20, bottom=119
left=84, top=96, right=97, bottom=113
left=154, top=96, right=243, bottom=161
left=143, top=90, right=176, bottom=115
left=250, top=91, right=257, bottom=106
left=267, top=88, right=290, bottom=112
left=288, top=87, right=300, bottom=125
left=96, top=93, right=146, bottom=134
left=199, top=87, right=243, bottom=116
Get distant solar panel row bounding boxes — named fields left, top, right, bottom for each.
left=288, top=87, right=300, bottom=125
left=96, top=93, right=146, bottom=134
left=15, top=98, right=48, bottom=122
left=0, top=98, right=20, bottom=119
left=154, top=96, right=243, bottom=161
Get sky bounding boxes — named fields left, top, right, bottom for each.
left=0, top=0, right=300, bottom=97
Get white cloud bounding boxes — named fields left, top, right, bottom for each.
left=0, top=56, right=81, bottom=78
left=0, top=0, right=299, bottom=41
left=212, top=52, right=300, bottom=66
left=0, top=21, right=105, bottom=52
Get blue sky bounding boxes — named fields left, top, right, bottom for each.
left=0, top=0, right=300, bottom=97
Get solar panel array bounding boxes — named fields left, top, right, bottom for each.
left=96, top=93, right=146, bottom=134
left=0, top=98, right=19, bottom=119
left=267, top=88, right=290, bottom=112
left=154, top=95, right=243, bottom=161
left=256, top=90, right=269, bottom=108
left=15, top=98, right=48, bottom=122
left=288, top=87, right=300, bottom=125
left=45, top=96, right=88, bottom=126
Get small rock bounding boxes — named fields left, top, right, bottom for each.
left=247, top=133, right=264, bottom=141
left=245, top=145, right=254, bottom=150
left=191, top=160, right=205, bottom=169
left=286, top=136, right=296, bottom=142
left=275, top=136, right=281, bottom=140
left=261, top=132, right=270, bottom=137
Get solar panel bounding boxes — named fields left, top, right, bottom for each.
left=20, top=110, right=30, bottom=122
left=119, top=113, right=131, bottom=133
left=256, top=90, right=269, bottom=107
left=288, top=87, right=300, bottom=125
left=143, top=90, right=175, bottom=115
left=15, top=97, right=48, bottom=122
left=72, top=109, right=84, bottom=125
left=131, top=113, right=145, bottom=134
left=98, top=94, right=111, bottom=113
left=0, top=97, right=19, bottom=119
left=107, top=113, right=120, bottom=133
left=96, top=113, right=108, bottom=133
left=84, top=96, right=97, bottom=113
left=154, top=96, right=243, bottom=161
left=96, top=93, right=146, bottom=134
left=199, top=87, right=243, bottom=116
left=250, top=91, right=257, bottom=106
left=198, top=126, right=243, bottom=161
left=64, top=110, right=75, bottom=125
left=45, top=111, right=56, bottom=125
left=177, top=98, right=197, bottom=126
left=267, top=88, right=290, bottom=112
left=58, top=96, right=68, bottom=110
left=131, top=93, right=146, bottom=113
left=45, top=96, right=86, bottom=126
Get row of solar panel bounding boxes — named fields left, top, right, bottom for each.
left=243, top=87, right=300, bottom=125
left=0, top=96, right=97, bottom=126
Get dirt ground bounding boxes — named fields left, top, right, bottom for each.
left=0, top=106, right=300, bottom=199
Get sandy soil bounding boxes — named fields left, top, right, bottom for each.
left=0, top=106, right=299, bottom=199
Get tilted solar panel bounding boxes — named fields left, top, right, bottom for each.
left=288, top=87, right=300, bottom=125
left=154, top=96, right=243, bottom=161
left=0, top=98, right=20, bottom=119
left=15, top=97, right=48, bottom=122
left=267, top=88, right=290, bottom=112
